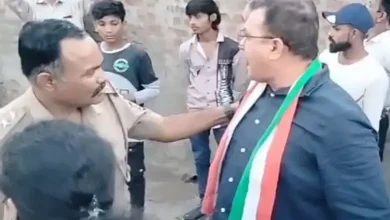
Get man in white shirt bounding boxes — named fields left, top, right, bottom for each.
left=6, top=0, right=101, bottom=41
left=366, top=0, right=390, bottom=161
left=320, top=3, right=389, bottom=133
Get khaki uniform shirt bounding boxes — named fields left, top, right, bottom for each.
left=0, top=83, right=163, bottom=219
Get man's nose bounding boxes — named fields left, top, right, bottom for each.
left=96, top=69, right=107, bottom=84
left=105, top=26, right=113, bottom=33
left=238, top=37, right=245, bottom=50
left=189, top=17, right=196, bottom=26
left=328, top=30, right=335, bottom=39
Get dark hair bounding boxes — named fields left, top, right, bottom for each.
left=248, top=0, right=319, bottom=60
left=185, top=0, right=221, bottom=30
left=18, top=19, right=86, bottom=81
left=91, top=0, right=126, bottom=22
left=0, top=120, right=116, bottom=220
left=381, top=0, right=390, bottom=23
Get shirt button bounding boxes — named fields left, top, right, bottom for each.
left=220, top=208, right=226, bottom=213
left=240, top=148, right=246, bottom=153
left=228, top=177, right=234, bottom=182
left=255, top=119, right=260, bottom=124
left=270, top=93, right=275, bottom=97
left=139, top=169, right=144, bottom=173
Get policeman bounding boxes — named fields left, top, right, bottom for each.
left=0, top=19, right=236, bottom=220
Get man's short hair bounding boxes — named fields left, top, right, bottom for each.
left=248, top=0, right=319, bottom=59
left=0, top=120, right=116, bottom=220
left=185, top=0, right=221, bottom=30
left=91, top=0, right=126, bottom=22
left=18, top=19, right=86, bottom=81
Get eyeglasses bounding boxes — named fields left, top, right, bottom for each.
left=237, top=31, right=275, bottom=43
left=237, top=31, right=290, bottom=48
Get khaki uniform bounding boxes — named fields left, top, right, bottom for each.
left=0, top=83, right=164, bottom=220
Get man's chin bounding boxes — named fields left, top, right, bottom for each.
left=329, top=47, right=340, bottom=53
left=329, top=43, right=350, bottom=53
left=248, top=71, right=268, bottom=84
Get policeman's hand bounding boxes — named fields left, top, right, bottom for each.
left=223, top=102, right=239, bottom=121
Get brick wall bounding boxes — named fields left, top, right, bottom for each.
left=0, top=0, right=373, bottom=169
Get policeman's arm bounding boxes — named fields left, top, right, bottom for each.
left=317, top=110, right=390, bottom=219
left=128, top=105, right=232, bottom=142
left=232, top=51, right=249, bottom=101
left=5, top=0, right=33, bottom=21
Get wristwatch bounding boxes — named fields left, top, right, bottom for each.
left=223, top=103, right=236, bottom=120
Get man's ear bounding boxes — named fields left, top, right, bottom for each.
left=94, top=22, right=98, bottom=32
left=36, top=72, right=55, bottom=91
left=268, top=38, right=284, bottom=61
left=377, top=11, right=388, bottom=23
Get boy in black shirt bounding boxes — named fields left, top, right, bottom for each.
left=91, top=1, right=160, bottom=219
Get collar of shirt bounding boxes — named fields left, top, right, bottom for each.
left=266, top=64, right=330, bottom=97
left=189, top=32, right=225, bottom=44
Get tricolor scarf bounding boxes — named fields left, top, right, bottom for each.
left=202, top=59, right=322, bottom=220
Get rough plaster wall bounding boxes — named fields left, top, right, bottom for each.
left=0, top=0, right=371, bottom=172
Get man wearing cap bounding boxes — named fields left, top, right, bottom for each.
left=319, top=3, right=389, bottom=132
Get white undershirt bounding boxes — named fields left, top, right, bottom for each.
left=319, top=49, right=389, bottom=131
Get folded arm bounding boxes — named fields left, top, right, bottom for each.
left=5, top=0, right=33, bottom=21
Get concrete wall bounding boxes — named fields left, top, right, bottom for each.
left=0, top=0, right=371, bottom=174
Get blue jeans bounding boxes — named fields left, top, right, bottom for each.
left=189, top=127, right=226, bottom=199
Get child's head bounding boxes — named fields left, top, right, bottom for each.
left=91, top=0, right=126, bottom=44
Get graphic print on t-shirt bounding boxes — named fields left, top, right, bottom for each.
left=105, top=71, right=137, bottom=95
left=113, top=58, right=130, bottom=73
